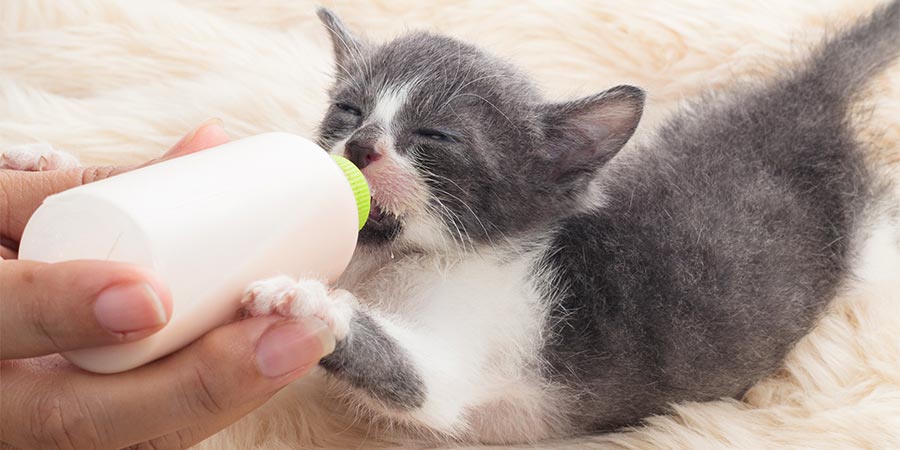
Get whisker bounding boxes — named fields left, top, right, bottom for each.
left=321, top=21, right=373, bottom=92
left=425, top=200, right=468, bottom=256
left=452, top=92, right=517, bottom=130
left=418, top=174, right=491, bottom=253
left=420, top=170, right=496, bottom=249
left=437, top=73, right=510, bottom=114
left=333, top=61, right=362, bottom=91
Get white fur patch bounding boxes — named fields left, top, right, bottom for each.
left=331, top=248, right=560, bottom=441
left=242, top=276, right=355, bottom=340
left=371, top=82, right=415, bottom=135
left=847, top=210, right=900, bottom=294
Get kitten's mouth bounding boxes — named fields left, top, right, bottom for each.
left=368, top=199, right=384, bottom=222
left=360, top=197, right=402, bottom=243
left=354, top=160, right=417, bottom=244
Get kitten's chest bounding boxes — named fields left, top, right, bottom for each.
left=336, top=249, right=550, bottom=336
left=335, top=251, right=444, bottom=313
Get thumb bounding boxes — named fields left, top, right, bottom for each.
left=0, top=259, right=172, bottom=359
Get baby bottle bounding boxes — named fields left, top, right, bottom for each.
left=18, top=132, right=369, bottom=373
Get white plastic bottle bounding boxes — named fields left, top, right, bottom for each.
left=18, top=132, right=369, bottom=374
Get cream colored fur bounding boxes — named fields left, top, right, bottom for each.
left=2, top=1, right=898, bottom=448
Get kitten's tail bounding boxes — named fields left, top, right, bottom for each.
left=802, top=0, right=899, bottom=97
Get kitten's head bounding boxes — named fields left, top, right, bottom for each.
left=316, top=9, right=644, bottom=252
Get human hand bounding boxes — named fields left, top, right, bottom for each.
left=0, top=121, right=334, bottom=449
left=0, top=119, right=231, bottom=258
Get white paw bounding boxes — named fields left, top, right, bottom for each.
left=0, top=142, right=80, bottom=171
left=241, top=276, right=355, bottom=340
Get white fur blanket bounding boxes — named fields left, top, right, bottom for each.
left=2, top=1, right=898, bottom=448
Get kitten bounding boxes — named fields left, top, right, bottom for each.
left=241, top=2, right=900, bottom=443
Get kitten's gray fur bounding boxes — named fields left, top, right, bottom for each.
left=312, top=1, right=899, bottom=439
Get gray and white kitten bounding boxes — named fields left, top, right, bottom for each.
left=242, top=2, right=900, bottom=443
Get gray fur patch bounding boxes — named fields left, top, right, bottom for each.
left=320, top=311, right=427, bottom=409
left=540, top=0, right=899, bottom=431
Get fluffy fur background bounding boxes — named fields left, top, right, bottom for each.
left=2, top=1, right=898, bottom=448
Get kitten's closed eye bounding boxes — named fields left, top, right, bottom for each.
left=415, top=129, right=459, bottom=143
left=335, top=102, right=363, bottom=116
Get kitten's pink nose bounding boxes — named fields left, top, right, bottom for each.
left=345, top=139, right=382, bottom=169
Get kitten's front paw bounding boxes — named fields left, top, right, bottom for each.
left=1, top=142, right=80, bottom=171
left=241, top=276, right=355, bottom=340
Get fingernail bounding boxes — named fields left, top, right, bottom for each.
left=165, top=118, right=224, bottom=156
left=94, top=283, right=169, bottom=333
left=202, top=117, right=225, bottom=132
left=255, top=317, right=335, bottom=378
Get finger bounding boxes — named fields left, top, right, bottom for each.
left=132, top=318, right=335, bottom=449
left=159, top=118, right=228, bottom=160
left=0, top=120, right=230, bottom=243
left=0, top=316, right=334, bottom=450
left=0, top=260, right=172, bottom=359
left=0, top=244, right=15, bottom=260
left=84, top=118, right=231, bottom=178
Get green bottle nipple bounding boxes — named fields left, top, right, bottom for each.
left=331, top=155, right=370, bottom=230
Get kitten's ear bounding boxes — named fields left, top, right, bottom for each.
left=540, top=85, right=645, bottom=180
left=317, top=8, right=365, bottom=67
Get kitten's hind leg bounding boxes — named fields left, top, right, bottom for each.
left=1, top=142, right=80, bottom=171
